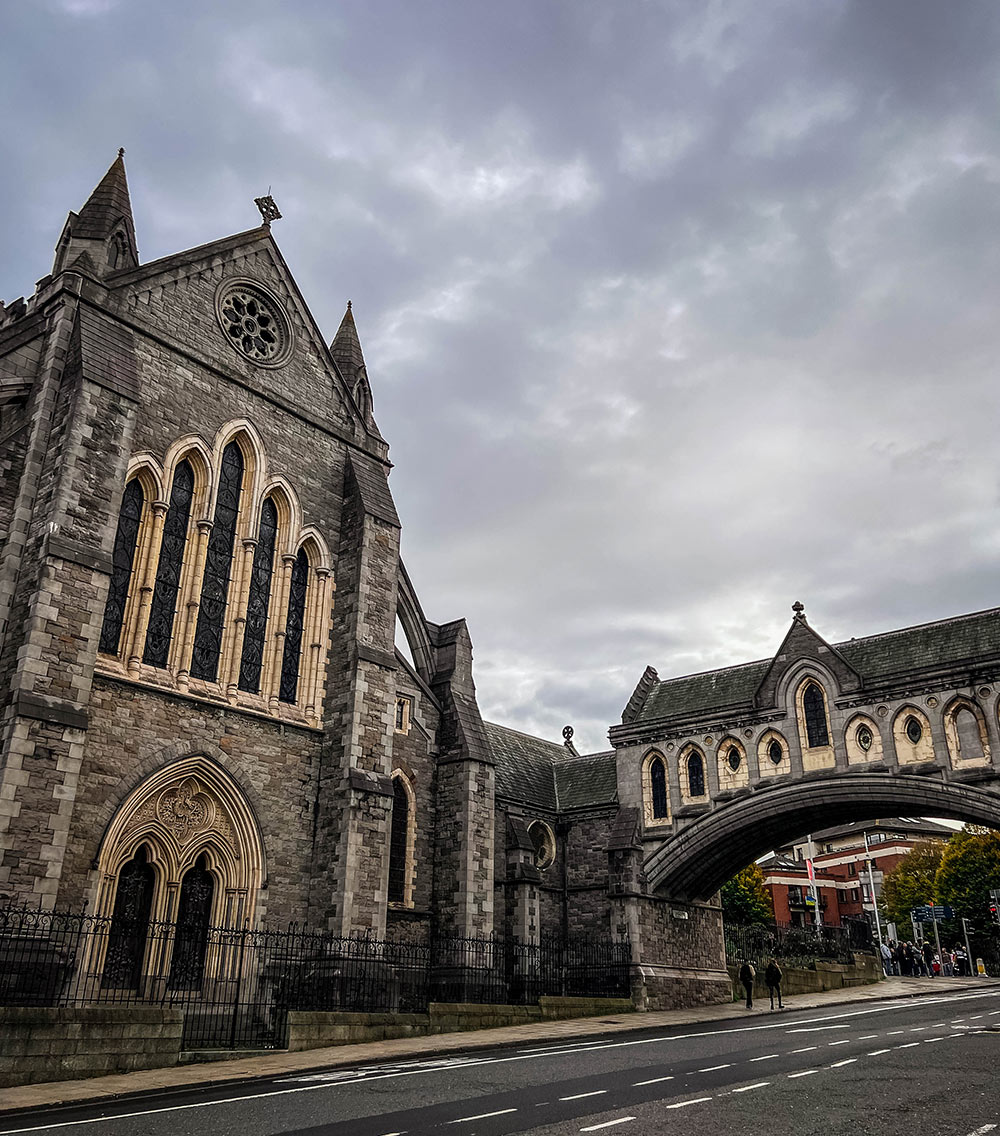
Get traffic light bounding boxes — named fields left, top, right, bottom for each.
left=990, top=888, right=1000, bottom=926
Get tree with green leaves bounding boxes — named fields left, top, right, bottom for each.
left=721, top=863, right=774, bottom=924
left=880, top=840, right=945, bottom=930
left=935, top=827, right=1000, bottom=932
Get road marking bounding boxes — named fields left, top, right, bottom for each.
left=858, top=1034, right=879, bottom=1040
left=787, top=1025, right=849, bottom=1033
left=698, top=1064, right=732, bottom=1072
left=969, top=1014, right=984, bottom=1020
left=868, top=1049, right=891, bottom=1055
left=949, top=1033, right=965, bottom=1038
left=634, top=1076, right=674, bottom=1086
left=827, top=1039, right=852, bottom=1046
left=751, top=1054, right=780, bottom=1061
left=909, top=1026, right=927, bottom=1031
left=791, top=1046, right=817, bottom=1053
left=887, top=1030, right=905, bottom=1035
left=966, top=1127, right=997, bottom=1135
left=666, top=1097, right=713, bottom=1109
left=580, top=1119, right=636, bottom=1132
left=831, top=1058, right=857, bottom=1068
left=451, top=1109, right=518, bottom=1123
left=788, top=1070, right=818, bottom=1078
left=732, top=1082, right=770, bottom=1093
left=896, top=1042, right=920, bottom=1049
left=924, top=1037, right=946, bottom=1043
left=561, top=1091, right=608, bottom=1101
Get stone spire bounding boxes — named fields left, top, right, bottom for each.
left=53, top=150, right=138, bottom=275
left=330, top=300, right=367, bottom=378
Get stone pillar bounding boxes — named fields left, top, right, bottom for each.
left=505, top=816, right=541, bottom=944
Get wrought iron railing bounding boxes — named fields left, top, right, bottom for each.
left=0, top=906, right=631, bottom=1050
left=723, top=918, right=873, bottom=969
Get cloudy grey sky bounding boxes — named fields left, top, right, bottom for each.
left=4, top=0, right=1000, bottom=753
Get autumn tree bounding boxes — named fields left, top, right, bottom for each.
left=721, top=864, right=774, bottom=924
left=935, top=827, right=1000, bottom=931
left=880, top=840, right=945, bottom=930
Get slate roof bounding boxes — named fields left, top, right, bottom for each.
left=633, top=606, right=1000, bottom=725
left=484, top=722, right=618, bottom=812
left=74, top=154, right=137, bottom=253
left=330, top=301, right=366, bottom=378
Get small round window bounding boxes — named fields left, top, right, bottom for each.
left=768, top=739, right=784, bottom=765
left=527, top=821, right=556, bottom=870
left=905, top=716, right=923, bottom=745
left=216, top=280, right=292, bottom=366
left=726, top=746, right=742, bottom=772
left=856, top=724, right=874, bottom=752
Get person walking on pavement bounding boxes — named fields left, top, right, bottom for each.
left=739, top=960, right=756, bottom=1009
left=765, top=958, right=783, bottom=1009
left=922, top=941, right=935, bottom=977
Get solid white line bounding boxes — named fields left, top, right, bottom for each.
left=580, top=1119, right=636, bottom=1132
left=665, top=1097, right=713, bottom=1109
left=732, top=1082, right=770, bottom=1092
left=788, top=1070, right=818, bottom=1078
left=561, top=1091, right=608, bottom=1101
left=791, top=1046, right=817, bottom=1053
left=451, top=1108, right=518, bottom=1123
left=751, top=1054, right=780, bottom=1061
left=634, top=1076, right=674, bottom=1085
left=831, top=1059, right=857, bottom=1068
left=698, top=1064, right=732, bottom=1072
left=868, top=1049, right=891, bottom=1055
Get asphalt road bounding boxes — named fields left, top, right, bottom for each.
left=2, top=988, right=999, bottom=1136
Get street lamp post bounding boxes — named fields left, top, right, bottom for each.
left=863, top=831, right=885, bottom=956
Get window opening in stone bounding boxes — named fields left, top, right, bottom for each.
left=768, top=738, right=784, bottom=765
left=395, top=697, right=410, bottom=733
left=218, top=285, right=289, bottom=364
left=905, top=716, right=923, bottom=745
left=279, top=547, right=309, bottom=703
left=528, top=821, right=556, bottom=870
left=99, top=478, right=145, bottom=656
left=726, top=746, right=742, bottom=772
left=388, top=778, right=410, bottom=904
left=191, top=442, right=244, bottom=682
left=238, top=498, right=278, bottom=693
left=687, top=751, right=705, bottom=797
left=955, top=707, right=983, bottom=759
left=856, top=724, right=874, bottom=752
left=168, top=854, right=214, bottom=991
left=650, top=756, right=669, bottom=819
left=102, top=845, right=155, bottom=990
left=143, top=460, right=195, bottom=668
left=803, top=682, right=830, bottom=747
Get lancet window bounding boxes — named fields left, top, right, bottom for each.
left=279, top=547, right=309, bottom=704
left=144, top=460, right=195, bottom=668
left=650, top=756, right=669, bottom=819
left=238, top=497, right=278, bottom=693
left=388, top=777, right=411, bottom=905
left=802, top=682, right=830, bottom=748
left=687, top=751, right=706, bottom=798
left=99, top=478, right=145, bottom=656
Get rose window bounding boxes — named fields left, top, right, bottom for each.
left=216, top=283, right=291, bottom=365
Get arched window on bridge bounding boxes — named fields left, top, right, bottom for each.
left=686, top=750, right=706, bottom=798
left=757, top=730, right=790, bottom=777
left=945, top=699, right=990, bottom=767
left=801, top=682, right=830, bottom=748
left=642, top=751, right=671, bottom=825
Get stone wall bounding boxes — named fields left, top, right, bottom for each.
left=0, top=1006, right=183, bottom=1088
left=729, top=954, right=881, bottom=1001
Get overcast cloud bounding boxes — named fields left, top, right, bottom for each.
left=4, top=0, right=1000, bottom=753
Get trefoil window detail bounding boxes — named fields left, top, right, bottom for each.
left=238, top=498, right=278, bottom=693
left=143, top=460, right=195, bottom=668
left=99, top=479, right=144, bottom=656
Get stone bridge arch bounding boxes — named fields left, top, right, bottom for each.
left=644, top=772, right=1000, bottom=902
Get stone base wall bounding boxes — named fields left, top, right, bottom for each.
left=0, top=1006, right=183, bottom=1088
left=287, top=996, right=635, bottom=1052
left=729, top=954, right=882, bottom=1001
left=632, top=895, right=731, bottom=1010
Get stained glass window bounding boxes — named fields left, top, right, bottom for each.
left=727, top=746, right=742, bottom=772
left=388, top=778, right=409, bottom=904
left=687, top=751, right=705, bottom=797
left=905, top=716, right=923, bottom=745
left=191, top=442, right=244, bottom=682
left=99, top=478, right=145, bottom=656
left=279, top=548, right=309, bottom=704
left=768, top=738, right=784, bottom=765
left=803, top=683, right=829, bottom=748
left=168, top=854, right=214, bottom=991
left=102, top=845, right=155, bottom=989
left=856, top=724, right=874, bottom=752
left=650, top=757, right=668, bottom=819
left=143, top=460, right=194, bottom=668
left=238, top=498, right=278, bottom=693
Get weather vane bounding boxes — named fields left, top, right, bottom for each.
left=254, top=191, right=282, bottom=226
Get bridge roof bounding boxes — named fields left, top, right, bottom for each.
left=484, top=721, right=618, bottom=812
left=631, top=605, right=1000, bottom=725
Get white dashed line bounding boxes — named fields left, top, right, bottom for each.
left=969, top=1015, right=984, bottom=1020
left=924, top=1038, right=946, bottom=1044
left=831, top=1058, right=857, bottom=1068
left=561, top=1092, right=608, bottom=1101
left=896, top=1042, right=920, bottom=1049
left=580, top=1119, right=636, bottom=1132
left=827, top=1039, right=852, bottom=1046
left=732, top=1082, right=770, bottom=1093
left=666, top=1098, right=713, bottom=1109
left=788, top=1070, right=818, bottom=1078
left=887, top=1030, right=905, bottom=1035
left=451, top=1109, right=518, bottom=1123
left=965, top=1126, right=997, bottom=1135
left=751, top=1054, right=780, bottom=1062
left=698, top=1064, right=732, bottom=1072
left=858, top=1034, right=879, bottom=1040
left=634, top=1076, right=674, bottom=1086
left=868, top=1049, right=891, bottom=1055
left=791, top=1046, right=817, bottom=1053
left=909, top=1026, right=927, bottom=1032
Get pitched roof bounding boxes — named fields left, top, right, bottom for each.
left=74, top=153, right=137, bottom=253
left=554, top=750, right=618, bottom=810
left=485, top=723, right=618, bottom=812
left=632, top=606, right=1000, bottom=725
left=330, top=301, right=366, bottom=378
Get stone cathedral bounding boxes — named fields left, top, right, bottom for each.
left=3, top=156, right=1000, bottom=1012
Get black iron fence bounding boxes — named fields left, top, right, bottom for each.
left=724, top=918, right=873, bottom=970
left=0, top=906, right=630, bottom=1050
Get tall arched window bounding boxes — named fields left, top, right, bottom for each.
left=102, top=845, right=155, bottom=990
left=650, top=756, right=669, bottom=819
left=687, top=751, right=705, bottom=798
left=168, top=854, right=214, bottom=991
left=955, top=708, right=984, bottom=760
left=238, top=498, right=278, bottom=693
left=99, top=479, right=145, bottom=655
left=191, top=442, right=245, bottom=681
left=143, top=460, right=195, bottom=668
left=279, top=547, right=309, bottom=704
left=388, top=777, right=410, bottom=904
left=802, top=682, right=830, bottom=747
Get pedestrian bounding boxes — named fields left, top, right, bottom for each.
left=900, top=942, right=913, bottom=977
left=880, top=940, right=892, bottom=976
left=942, top=950, right=954, bottom=977
left=765, top=958, right=783, bottom=1009
left=739, top=960, right=756, bottom=1009
left=922, top=941, right=934, bottom=977
left=889, top=941, right=900, bottom=976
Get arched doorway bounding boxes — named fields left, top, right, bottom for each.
left=168, top=854, right=215, bottom=991
left=102, top=845, right=156, bottom=990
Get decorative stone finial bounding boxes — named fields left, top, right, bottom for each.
left=792, top=600, right=806, bottom=620
left=118, top=147, right=125, bottom=159
left=254, top=194, right=282, bottom=226
left=347, top=299, right=352, bottom=310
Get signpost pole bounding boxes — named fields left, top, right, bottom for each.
left=807, top=834, right=822, bottom=937
left=931, top=908, right=943, bottom=974
left=863, top=832, right=884, bottom=953
left=962, top=916, right=974, bottom=977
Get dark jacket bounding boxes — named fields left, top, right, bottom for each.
left=738, top=963, right=755, bottom=987
left=765, top=962, right=782, bottom=988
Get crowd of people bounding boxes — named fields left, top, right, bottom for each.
left=879, top=938, right=974, bottom=976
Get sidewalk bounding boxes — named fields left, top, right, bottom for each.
left=1, top=976, right=997, bottom=1116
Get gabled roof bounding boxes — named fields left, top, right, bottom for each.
left=627, top=605, right=1000, bottom=727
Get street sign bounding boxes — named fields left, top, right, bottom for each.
left=911, top=904, right=953, bottom=922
